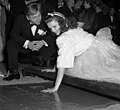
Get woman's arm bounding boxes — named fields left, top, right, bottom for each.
left=41, top=68, right=66, bottom=93
left=42, top=35, right=74, bottom=93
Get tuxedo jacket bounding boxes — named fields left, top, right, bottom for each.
left=108, top=15, right=117, bottom=27
left=94, top=12, right=111, bottom=33
left=10, top=14, right=56, bottom=48
left=9, top=0, right=26, bottom=19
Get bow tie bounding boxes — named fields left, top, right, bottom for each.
left=29, top=21, right=37, bottom=26
left=30, top=23, right=37, bottom=27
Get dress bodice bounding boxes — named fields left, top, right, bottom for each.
left=56, top=28, right=95, bottom=68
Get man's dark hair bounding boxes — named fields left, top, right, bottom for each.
left=24, top=2, right=41, bottom=16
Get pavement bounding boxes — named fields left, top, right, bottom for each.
left=0, top=63, right=50, bottom=86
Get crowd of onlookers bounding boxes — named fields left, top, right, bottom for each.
left=58, top=0, right=120, bottom=40
left=0, top=0, right=120, bottom=72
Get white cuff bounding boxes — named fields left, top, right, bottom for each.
left=23, top=40, right=30, bottom=49
left=42, top=40, right=48, bottom=47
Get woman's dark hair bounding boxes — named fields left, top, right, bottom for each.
left=45, top=12, right=78, bottom=33
left=24, top=2, right=41, bottom=16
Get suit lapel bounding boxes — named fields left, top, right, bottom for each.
left=25, top=16, right=35, bottom=37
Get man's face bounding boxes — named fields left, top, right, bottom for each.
left=28, top=11, right=42, bottom=25
left=109, top=8, right=115, bottom=16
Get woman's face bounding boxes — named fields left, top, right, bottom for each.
left=47, top=19, right=61, bottom=35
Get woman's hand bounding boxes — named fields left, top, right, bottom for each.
left=41, top=87, right=58, bottom=93
left=42, top=68, right=65, bottom=93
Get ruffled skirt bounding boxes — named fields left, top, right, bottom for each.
left=65, top=37, right=120, bottom=84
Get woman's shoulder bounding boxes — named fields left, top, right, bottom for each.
left=56, top=30, right=74, bottom=42
left=62, top=28, right=85, bottom=37
left=68, top=28, right=85, bottom=35
left=57, top=28, right=84, bottom=41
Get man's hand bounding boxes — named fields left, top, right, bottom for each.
left=41, top=87, right=58, bottom=93
left=27, top=41, right=35, bottom=50
left=27, top=40, right=44, bottom=51
left=31, top=41, right=44, bottom=51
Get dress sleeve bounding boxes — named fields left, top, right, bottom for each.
left=56, top=35, right=75, bottom=68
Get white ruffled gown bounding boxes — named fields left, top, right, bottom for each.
left=56, top=27, right=120, bottom=84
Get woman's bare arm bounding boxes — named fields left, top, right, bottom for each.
left=41, top=68, right=66, bottom=93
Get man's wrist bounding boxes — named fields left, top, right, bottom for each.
left=23, top=40, right=30, bottom=49
left=41, top=40, right=48, bottom=47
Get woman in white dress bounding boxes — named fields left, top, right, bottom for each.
left=42, top=12, right=120, bottom=93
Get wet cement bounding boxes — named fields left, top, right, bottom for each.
left=0, top=82, right=119, bottom=110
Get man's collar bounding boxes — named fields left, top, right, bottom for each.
left=26, top=16, right=43, bottom=27
left=26, top=16, right=36, bottom=26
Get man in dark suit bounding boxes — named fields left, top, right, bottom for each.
left=108, top=7, right=118, bottom=44
left=5, top=0, right=26, bottom=41
left=3, top=2, right=56, bottom=81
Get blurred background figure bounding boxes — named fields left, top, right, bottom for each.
left=0, top=0, right=9, bottom=62
left=25, top=0, right=38, bottom=5
left=5, top=0, right=26, bottom=41
left=78, top=0, right=96, bottom=35
left=66, top=0, right=75, bottom=12
left=57, top=0, right=75, bottom=18
left=108, top=7, right=118, bottom=44
left=94, top=0, right=110, bottom=34
left=115, top=9, right=120, bottom=46
left=40, top=0, right=55, bottom=19
left=74, top=0, right=84, bottom=20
